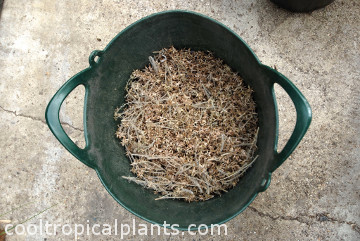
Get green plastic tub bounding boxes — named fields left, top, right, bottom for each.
left=46, top=10, right=311, bottom=230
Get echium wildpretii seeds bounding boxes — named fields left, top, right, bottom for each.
left=114, top=47, right=259, bottom=202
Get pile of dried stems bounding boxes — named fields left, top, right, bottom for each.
left=115, top=47, right=258, bottom=202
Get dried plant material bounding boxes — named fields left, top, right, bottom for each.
left=0, top=229, right=5, bottom=241
left=115, top=47, right=259, bottom=202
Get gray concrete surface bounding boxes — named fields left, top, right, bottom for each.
left=0, top=0, right=359, bottom=240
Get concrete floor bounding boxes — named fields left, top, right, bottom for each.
left=0, top=0, right=359, bottom=240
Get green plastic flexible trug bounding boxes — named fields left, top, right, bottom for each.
left=46, top=10, right=311, bottom=230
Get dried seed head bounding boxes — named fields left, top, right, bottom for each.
left=115, top=47, right=259, bottom=202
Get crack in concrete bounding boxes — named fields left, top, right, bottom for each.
left=248, top=206, right=360, bottom=234
left=249, top=206, right=312, bottom=226
left=0, top=106, right=84, bottom=132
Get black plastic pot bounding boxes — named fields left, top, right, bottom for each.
left=270, top=0, right=335, bottom=12
left=0, top=0, right=4, bottom=19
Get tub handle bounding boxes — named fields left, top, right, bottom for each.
left=264, top=65, right=312, bottom=172
left=45, top=68, right=96, bottom=169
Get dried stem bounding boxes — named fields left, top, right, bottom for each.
left=115, top=47, right=259, bottom=202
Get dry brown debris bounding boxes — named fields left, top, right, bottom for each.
left=0, top=229, right=5, bottom=241
left=115, top=47, right=258, bottom=202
